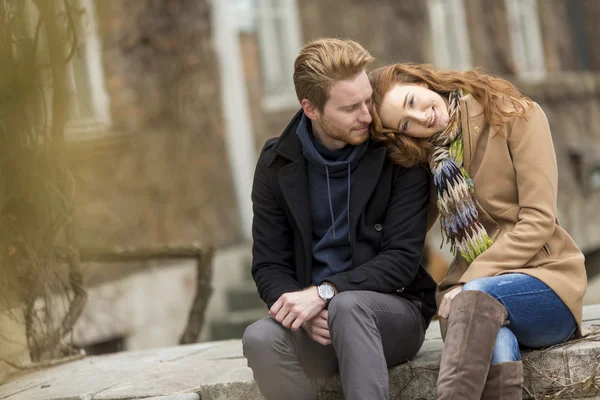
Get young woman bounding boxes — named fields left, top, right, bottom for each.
left=368, top=63, right=587, bottom=399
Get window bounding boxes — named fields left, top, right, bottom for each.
left=64, top=0, right=111, bottom=136
left=21, top=0, right=111, bottom=138
left=427, top=0, right=472, bottom=70
left=231, top=0, right=256, bottom=33
left=232, top=0, right=303, bottom=111
left=505, top=0, right=546, bottom=80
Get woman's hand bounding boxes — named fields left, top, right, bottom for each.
left=438, top=285, right=463, bottom=319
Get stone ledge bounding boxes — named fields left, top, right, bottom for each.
left=1, top=306, right=599, bottom=400
left=317, top=336, right=600, bottom=399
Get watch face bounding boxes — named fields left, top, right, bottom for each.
left=320, top=284, right=334, bottom=300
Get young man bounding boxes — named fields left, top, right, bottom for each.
left=242, top=38, right=437, bottom=400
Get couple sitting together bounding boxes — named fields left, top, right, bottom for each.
left=242, top=38, right=587, bottom=400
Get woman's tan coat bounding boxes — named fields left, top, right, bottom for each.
left=435, top=94, right=587, bottom=336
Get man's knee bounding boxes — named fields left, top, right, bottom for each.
left=328, top=292, right=369, bottom=321
left=242, top=317, right=288, bottom=359
left=328, top=291, right=361, bottom=315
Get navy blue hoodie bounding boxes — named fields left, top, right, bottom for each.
left=296, top=113, right=369, bottom=285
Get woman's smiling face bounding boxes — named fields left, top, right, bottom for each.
left=378, top=83, right=450, bottom=139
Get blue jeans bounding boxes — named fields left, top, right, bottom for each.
left=462, top=274, right=577, bottom=364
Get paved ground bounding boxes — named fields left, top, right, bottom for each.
left=1, top=305, right=599, bottom=400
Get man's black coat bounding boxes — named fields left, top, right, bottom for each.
left=251, top=110, right=437, bottom=325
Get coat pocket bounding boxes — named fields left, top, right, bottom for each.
left=541, top=243, right=551, bottom=258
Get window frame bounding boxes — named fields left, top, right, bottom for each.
left=20, top=0, right=111, bottom=140
left=505, top=0, right=546, bottom=81
left=232, top=0, right=303, bottom=111
left=427, top=0, right=472, bottom=71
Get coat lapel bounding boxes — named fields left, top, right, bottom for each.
left=278, top=156, right=313, bottom=284
left=349, top=146, right=387, bottom=242
left=461, top=95, right=487, bottom=176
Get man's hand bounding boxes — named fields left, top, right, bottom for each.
left=438, top=285, right=463, bottom=319
left=303, top=309, right=331, bottom=345
left=269, top=286, right=325, bottom=331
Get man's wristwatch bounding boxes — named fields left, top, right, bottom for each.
left=317, top=283, right=335, bottom=308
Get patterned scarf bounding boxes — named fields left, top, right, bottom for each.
left=429, top=90, right=493, bottom=263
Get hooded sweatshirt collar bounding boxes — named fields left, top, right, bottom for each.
left=296, top=112, right=369, bottom=238
left=296, top=113, right=369, bottom=177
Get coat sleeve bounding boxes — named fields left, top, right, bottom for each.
left=325, top=165, right=430, bottom=293
left=251, top=151, right=303, bottom=308
left=460, top=102, right=558, bottom=281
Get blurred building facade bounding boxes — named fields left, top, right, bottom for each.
left=72, top=0, right=600, bottom=347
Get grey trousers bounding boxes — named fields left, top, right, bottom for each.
left=242, top=290, right=426, bottom=400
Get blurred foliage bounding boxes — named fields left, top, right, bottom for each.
left=0, top=0, right=86, bottom=362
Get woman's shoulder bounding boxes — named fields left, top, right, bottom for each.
left=493, top=96, right=547, bottom=135
left=500, top=99, right=552, bottom=143
left=497, top=95, right=536, bottom=117
left=460, top=93, right=536, bottom=118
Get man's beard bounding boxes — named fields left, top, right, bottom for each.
left=319, top=114, right=368, bottom=146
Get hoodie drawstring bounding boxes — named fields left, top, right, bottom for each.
left=325, top=165, right=336, bottom=238
left=324, top=164, right=352, bottom=241
left=347, top=163, right=351, bottom=242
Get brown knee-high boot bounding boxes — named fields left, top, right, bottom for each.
left=436, top=290, right=508, bottom=400
left=481, top=361, right=524, bottom=400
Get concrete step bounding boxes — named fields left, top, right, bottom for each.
left=239, top=256, right=253, bottom=283
left=210, top=309, right=267, bottom=340
left=226, top=285, right=265, bottom=312
left=5, top=305, right=600, bottom=399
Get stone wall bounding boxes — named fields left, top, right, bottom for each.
left=69, top=0, right=240, bottom=249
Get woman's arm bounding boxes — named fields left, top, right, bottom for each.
left=460, top=102, right=558, bottom=282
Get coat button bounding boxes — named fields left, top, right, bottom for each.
left=374, top=224, right=383, bottom=232
left=397, top=287, right=404, bottom=293
left=473, top=124, right=480, bottom=132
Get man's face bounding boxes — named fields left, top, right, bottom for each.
left=308, top=71, right=373, bottom=150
